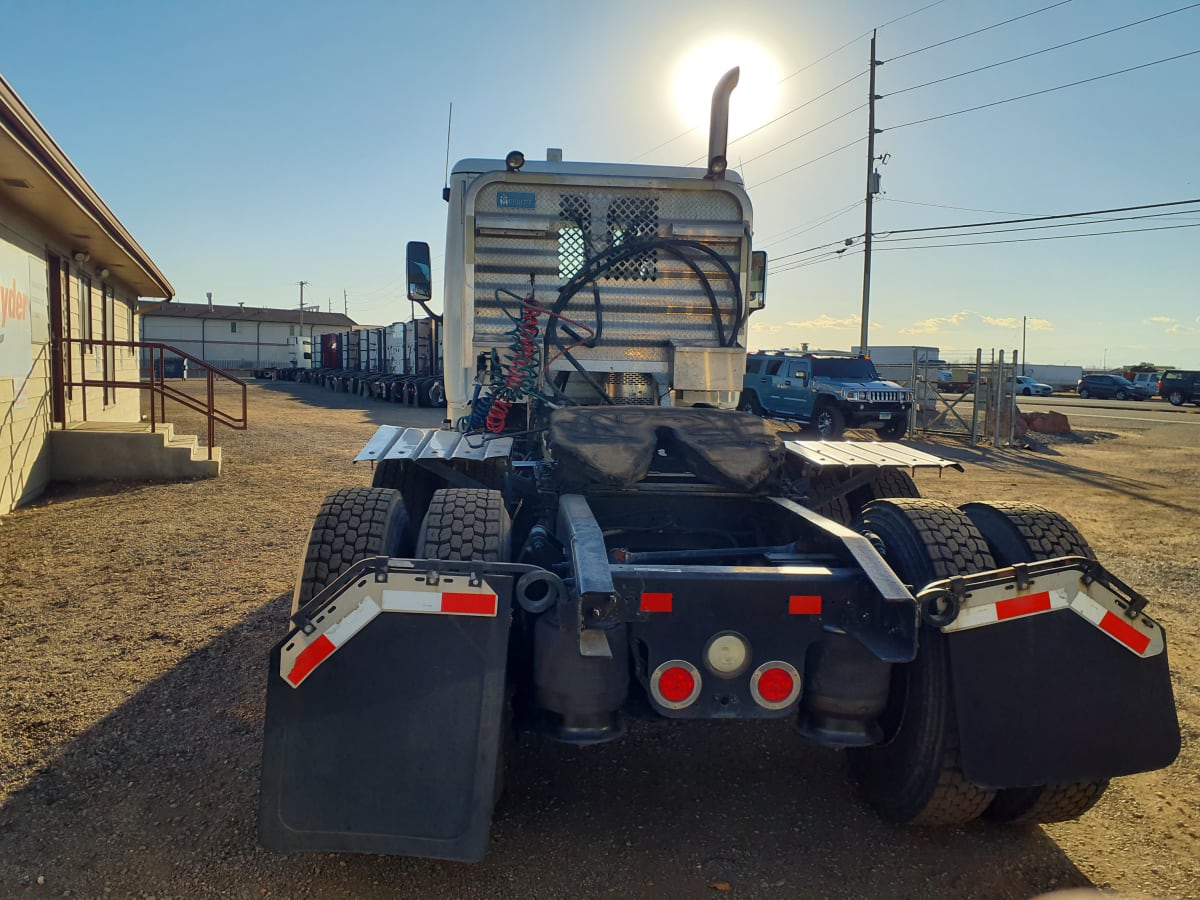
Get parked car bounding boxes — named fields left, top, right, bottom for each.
left=1076, top=374, right=1150, bottom=401
left=1014, top=375, right=1053, bottom=396
left=740, top=351, right=913, bottom=439
left=1158, top=370, right=1200, bottom=406
left=1130, top=372, right=1160, bottom=396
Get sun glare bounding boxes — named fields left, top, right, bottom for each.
left=671, top=36, right=780, bottom=140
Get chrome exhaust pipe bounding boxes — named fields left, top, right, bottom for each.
left=705, top=67, right=740, bottom=180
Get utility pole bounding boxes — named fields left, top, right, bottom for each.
left=859, top=30, right=882, bottom=357
left=343, top=289, right=348, bottom=318
left=297, top=280, right=308, bottom=346
left=1022, top=315, right=1027, bottom=374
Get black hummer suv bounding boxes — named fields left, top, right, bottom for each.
left=1159, top=370, right=1200, bottom=406
left=739, top=351, right=913, bottom=440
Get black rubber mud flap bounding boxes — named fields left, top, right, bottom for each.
left=950, top=613, right=1180, bottom=788
left=259, top=582, right=513, bottom=861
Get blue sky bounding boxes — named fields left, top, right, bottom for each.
left=3, top=0, right=1197, bottom=368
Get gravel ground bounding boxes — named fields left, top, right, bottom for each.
left=0, top=382, right=1196, bottom=899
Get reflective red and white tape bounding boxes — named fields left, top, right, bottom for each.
left=940, top=583, right=1161, bottom=658
left=281, top=584, right=498, bottom=687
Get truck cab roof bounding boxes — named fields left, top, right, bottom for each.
left=451, top=157, right=745, bottom=184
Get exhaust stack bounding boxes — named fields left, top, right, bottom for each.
left=704, top=67, right=740, bottom=180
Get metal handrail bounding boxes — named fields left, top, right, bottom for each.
left=61, top=337, right=247, bottom=460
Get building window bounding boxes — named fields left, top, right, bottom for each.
left=289, top=325, right=296, bottom=336
left=231, top=321, right=238, bottom=333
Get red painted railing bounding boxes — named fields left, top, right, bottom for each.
left=62, top=338, right=247, bottom=460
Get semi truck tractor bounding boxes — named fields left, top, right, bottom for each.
left=258, top=70, right=1179, bottom=861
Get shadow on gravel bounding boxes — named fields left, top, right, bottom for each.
left=255, top=380, right=445, bottom=430
left=910, top=437, right=1194, bottom=516
left=0, top=594, right=1094, bottom=899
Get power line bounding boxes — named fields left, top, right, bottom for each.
left=873, top=198, right=1200, bottom=235
left=756, top=200, right=864, bottom=248
left=875, top=208, right=1200, bottom=243
left=886, top=49, right=1200, bottom=132
left=887, top=0, right=1078, bottom=63
left=771, top=246, right=866, bottom=275
left=628, top=0, right=952, bottom=162
left=881, top=197, right=1042, bottom=216
left=886, top=3, right=1200, bottom=98
left=753, top=137, right=867, bottom=188
left=768, top=220, right=1200, bottom=273
left=873, top=221, right=1200, bottom=250
left=737, top=103, right=867, bottom=167
left=686, top=70, right=868, bottom=166
left=771, top=234, right=865, bottom=264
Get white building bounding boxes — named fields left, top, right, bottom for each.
left=139, top=301, right=356, bottom=370
left=1, top=73, right=174, bottom=515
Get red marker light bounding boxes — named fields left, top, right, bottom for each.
left=757, top=667, right=794, bottom=703
left=651, top=660, right=702, bottom=710
left=750, top=661, right=802, bottom=710
left=659, top=666, right=695, bottom=703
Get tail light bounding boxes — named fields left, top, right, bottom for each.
left=650, top=660, right=702, bottom=710
left=750, top=661, right=802, bottom=710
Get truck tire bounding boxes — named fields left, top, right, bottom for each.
left=875, top=415, right=908, bottom=441
left=1168, top=389, right=1184, bottom=406
left=738, top=392, right=764, bottom=415
left=845, top=468, right=920, bottom=519
left=416, top=488, right=512, bottom=563
left=416, top=488, right=513, bottom=804
left=812, top=403, right=845, bottom=440
left=806, top=472, right=853, bottom=525
left=849, top=500, right=997, bottom=825
left=292, top=487, right=409, bottom=615
left=958, top=501, right=1109, bottom=824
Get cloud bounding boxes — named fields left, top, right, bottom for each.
left=749, top=321, right=786, bottom=334
left=980, top=315, right=1020, bottom=329
left=784, top=314, right=860, bottom=330
left=901, top=310, right=1054, bottom=335
left=899, top=310, right=971, bottom=335
left=1144, top=316, right=1195, bottom=335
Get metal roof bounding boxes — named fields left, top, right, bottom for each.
left=138, top=301, right=357, bottom=327
left=0, top=74, right=174, bottom=299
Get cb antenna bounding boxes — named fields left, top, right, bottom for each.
left=442, top=102, right=453, bottom=202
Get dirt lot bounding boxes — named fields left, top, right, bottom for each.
left=1, top=382, right=1197, bottom=899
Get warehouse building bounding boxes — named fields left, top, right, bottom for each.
left=139, top=301, right=356, bottom=371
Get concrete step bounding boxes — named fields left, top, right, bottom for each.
left=50, top=422, right=223, bottom=482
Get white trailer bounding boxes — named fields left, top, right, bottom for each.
left=1020, top=364, right=1084, bottom=392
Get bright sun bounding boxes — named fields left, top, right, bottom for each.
left=671, top=36, right=781, bottom=139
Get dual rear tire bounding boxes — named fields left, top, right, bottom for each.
left=851, top=499, right=1108, bottom=826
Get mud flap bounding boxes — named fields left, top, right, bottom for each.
left=259, top=579, right=513, bottom=861
left=950, top=611, right=1180, bottom=788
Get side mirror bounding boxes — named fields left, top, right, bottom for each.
left=406, top=241, right=433, bottom=302
left=749, top=250, right=767, bottom=310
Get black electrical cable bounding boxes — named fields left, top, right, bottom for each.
left=754, top=137, right=866, bottom=188
left=886, top=3, right=1200, bottom=99
left=874, top=208, right=1200, bottom=243
left=686, top=73, right=869, bottom=166
left=873, top=221, right=1200, bottom=250
left=875, top=198, right=1200, bottom=236
left=545, top=237, right=744, bottom=353
left=887, top=0, right=1078, bottom=63
left=886, top=49, right=1200, bottom=133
